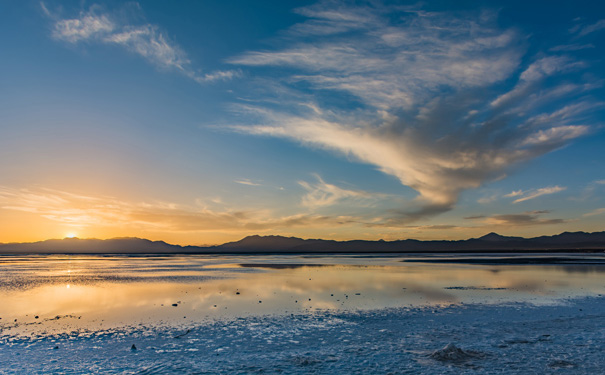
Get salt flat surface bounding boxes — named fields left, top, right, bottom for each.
left=1, top=298, right=603, bottom=374
left=0, top=254, right=603, bottom=374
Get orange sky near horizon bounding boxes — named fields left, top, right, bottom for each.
left=1, top=184, right=604, bottom=245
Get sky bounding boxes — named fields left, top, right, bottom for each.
left=1, top=0, right=604, bottom=245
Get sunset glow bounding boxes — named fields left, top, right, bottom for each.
left=0, top=1, right=603, bottom=245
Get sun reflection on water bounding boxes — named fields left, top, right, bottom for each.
left=0, top=255, right=603, bottom=335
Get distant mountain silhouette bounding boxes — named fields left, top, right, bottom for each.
left=0, top=231, right=604, bottom=254
left=478, top=232, right=525, bottom=242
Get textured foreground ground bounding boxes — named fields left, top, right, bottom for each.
left=1, top=297, right=603, bottom=374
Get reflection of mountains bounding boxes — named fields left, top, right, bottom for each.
left=404, top=257, right=605, bottom=265
left=1, top=231, right=605, bottom=254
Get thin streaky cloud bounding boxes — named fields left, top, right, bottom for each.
left=583, top=207, right=605, bottom=217
left=234, top=179, right=262, bottom=187
left=47, top=5, right=239, bottom=84
left=512, top=186, right=566, bottom=204
left=298, top=174, right=377, bottom=209
left=576, top=19, right=605, bottom=37
left=477, top=195, right=498, bottom=204
left=0, top=186, right=361, bottom=232
left=549, top=43, right=595, bottom=52
left=491, top=56, right=585, bottom=108
left=470, top=211, right=566, bottom=227
left=504, top=190, right=524, bottom=198
left=520, top=125, right=589, bottom=146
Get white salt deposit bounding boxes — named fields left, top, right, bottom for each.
left=0, top=297, right=603, bottom=374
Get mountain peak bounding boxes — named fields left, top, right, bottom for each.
left=478, top=232, right=524, bottom=242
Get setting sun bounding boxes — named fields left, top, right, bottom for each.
left=65, top=233, right=77, bottom=239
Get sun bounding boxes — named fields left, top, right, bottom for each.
left=65, top=233, right=78, bottom=239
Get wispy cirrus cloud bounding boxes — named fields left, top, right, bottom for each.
left=583, top=207, right=605, bottom=217
left=466, top=210, right=566, bottom=227
left=549, top=43, right=595, bottom=52
left=298, top=174, right=378, bottom=209
left=507, top=186, right=567, bottom=204
left=573, top=19, right=605, bottom=37
left=226, top=1, right=598, bottom=223
left=234, top=179, right=262, bottom=187
left=46, top=4, right=239, bottom=84
left=503, top=190, right=524, bottom=198
left=0, top=186, right=357, bottom=233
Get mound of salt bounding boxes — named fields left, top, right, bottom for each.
left=430, top=343, right=484, bottom=363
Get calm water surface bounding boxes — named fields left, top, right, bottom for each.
left=1, top=254, right=604, bottom=335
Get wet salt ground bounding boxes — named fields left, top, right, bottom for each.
left=1, top=297, right=604, bottom=374
left=1, top=255, right=604, bottom=373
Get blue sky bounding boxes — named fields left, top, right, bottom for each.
left=0, top=0, right=604, bottom=244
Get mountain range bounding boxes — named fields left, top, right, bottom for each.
left=1, top=231, right=604, bottom=254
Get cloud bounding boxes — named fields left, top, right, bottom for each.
left=463, top=215, right=486, bottom=220
left=490, top=56, right=586, bottom=107
left=231, top=7, right=522, bottom=111
left=569, top=179, right=605, bottom=202
left=298, top=174, right=376, bottom=209
left=234, top=179, right=262, bottom=187
left=477, top=193, right=501, bottom=204
left=511, top=186, right=566, bottom=204
left=467, top=210, right=566, bottom=226
left=53, top=12, right=115, bottom=42
left=0, top=186, right=358, bottom=233
left=575, top=19, right=605, bottom=37
left=196, top=69, right=243, bottom=83
left=103, top=25, right=191, bottom=72
left=224, top=2, right=599, bottom=224
left=583, top=208, right=605, bottom=217
left=47, top=5, right=238, bottom=84
left=520, top=125, right=589, bottom=146
left=549, top=43, right=595, bottom=52
left=504, top=190, right=524, bottom=198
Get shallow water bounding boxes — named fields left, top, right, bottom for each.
left=1, top=254, right=603, bottom=333
left=1, top=254, right=604, bottom=373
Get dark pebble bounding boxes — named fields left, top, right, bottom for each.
left=172, top=304, right=178, bottom=307
left=131, top=344, right=137, bottom=350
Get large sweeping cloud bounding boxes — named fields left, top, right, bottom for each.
left=229, top=1, right=598, bottom=222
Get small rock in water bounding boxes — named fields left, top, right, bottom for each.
left=53, top=346, right=59, bottom=350
left=172, top=303, right=178, bottom=307
left=430, top=343, right=484, bottom=363
left=548, top=360, right=576, bottom=369
left=131, top=344, right=137, bottom=351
